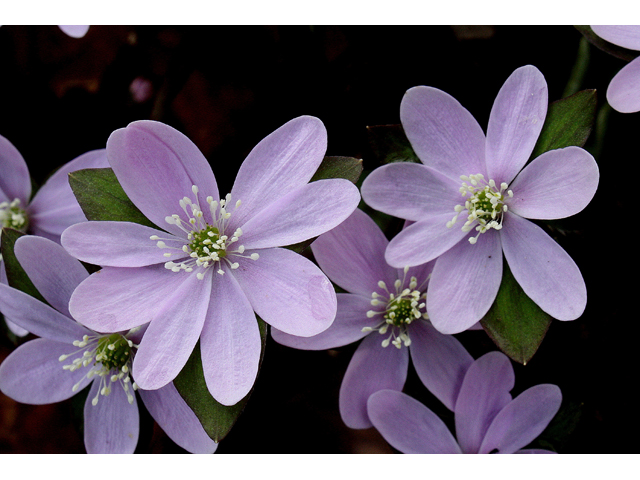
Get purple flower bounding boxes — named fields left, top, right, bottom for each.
left=0, top=134, right=109, bottom=335
left=62, top=117, right=360, bottom=405
left=0, top=235, right=216, bottom=453
left=361, top=65, right=599, bottom=334
left=272, top=208, right=473, bottom=428
left=367, top=351, right=562, bottom=454
left=591, top=25, right=640, bottom=113
left=58, top=25, right=90, bottom=38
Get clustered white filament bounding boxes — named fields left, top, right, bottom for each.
left=152, top=185, right=259, bottom=280
left=0, top=198, right=28, bottom=262
left=446, top=173, right=513, bottom=244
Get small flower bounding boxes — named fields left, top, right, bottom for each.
left=58, top=25, right=90, bottom=38
left=362, top=65, right=600, bottom=334
left=591, top=25, right=640, bottom=113
left=62, top=117, right=360, bottom=405
left=0, top=235, right=216, bottom=453
left=272, top=209, right=473, bottom=429
left=367, top=351, right=562, bottom=454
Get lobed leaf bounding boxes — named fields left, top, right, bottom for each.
left=310, top=155, right=363, bottom=184
left=366, top=124, right=420, bottom=165
left=1, top=227, right=47, bottom=304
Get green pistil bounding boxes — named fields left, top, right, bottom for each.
left=385, top=298, right=415, bottom=327
left=473, top=190, right=502, bottom=220
left=0, top=199, right=28, bottom=231
left=189, top=225, right=227, bottom=259
left=95, top=334, right=132, bottom=371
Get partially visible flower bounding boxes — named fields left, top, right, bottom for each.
left=62, top=117, right=361, bottom=406
left=129, top=76, right=154, bottom=103
left=0, top=135, right=109, bottom=335
left=272, top=208, right=473, bottom=429
left=368, top=351, right=562, bottom=454
left=0, top=235, right=216, bottom=454
left=58, top=25, right=90, bottom=38
left=362, top=65, right=599, bottom=334
left=591, top=25, right=640, bottom=113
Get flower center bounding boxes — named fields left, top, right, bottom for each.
left=152, top=185, right=259, bottom=280
left=362, top=269, right=428, bottom=349
left=446, top=174, right=513, bottom=244
left=0, top=198, right=28, bottom=230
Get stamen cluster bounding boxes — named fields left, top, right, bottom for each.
left=0, top=198, right=27, bottom=230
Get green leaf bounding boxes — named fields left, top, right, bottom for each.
left=575, top=25, right=639, bottom=62
left=68, top=168, right=157, bottom=228
left=480, top=261, right=552, bottom=365
left=173, top=317, right=268, bottom=443
left=366, top=124, right=420, bottom=165
left=310, top=155, right=363, bottom=184
left=530, top=89, right=597, bottom=161
left=0, top=227, right=48, bottom=304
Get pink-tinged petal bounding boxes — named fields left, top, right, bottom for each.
left=606, top=56, right=640, bottom=113
left=15, top=235, right=89, bottom=318
left=0, top=338, right=92, bottom=404
left=232, top=247, right=336, bottom=337
left=139, top=382, right=217, bottom=454
left=339, top=333, right=409, bottom=429
left=409, top=321, right=474, bottom=411
left=62, top=221, right=178, bottom=267
left=69, top=265, right=193, bottom=333
left=368, top=390, right=462, bottom=454
left=400, top=86, right=486, bottom=182
left=238, top=178, right=360, bottom=250
left=0, top=283, right=91, bottom=343
left=501, top=212, right=586, bottom=321
left=107, top=120, right=218, bottom=237
left=479, top=384, right=562, bottom=454
left=200, top=270, right=261, bottom=406
left=132, top=271, right=212, bottom=390
left=83, top=379, right=139, bottom=454
left=361, top=162, right=462, bottom=220
left=0, top=134, right=30, bottom=203
left=507, top=146, right=599, bottom=220
left=271, top=293, right=377, bottom=350
left=310, top=208, right=396, bottom=297
left=427, top=230, right=503, bottom=334
left=59, top=25, right=90, bottom=38
left=591, top=25, right=640, bottom=50
left=27, top=149, right=109, bottom=238
left=485, top=65, right=548, bottom=185
left=455, top=351, right=514, bottom=454
left=229, top=116, right=327, bottom=227
left=385, top=214, right=469, bottom=268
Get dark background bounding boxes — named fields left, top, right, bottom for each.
left=0, top=25, right=635, bottom=453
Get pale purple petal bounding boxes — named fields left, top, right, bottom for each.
left=15, top=235, right=89, bottom=318
left=139, top=382, right=217, bottom=454
left=84, top=380, right=139, bottom=454
left=0, top=134, right=30, bottom=203
left=339, top=333, right=409, bottom=429
left=106, top=120, right=218, bottom=237
left=229, top=116, right=327, bottom=227
left=200, top=270, right=261, bottom=406
left=606, top=56, right=640, bottom=113
left=591, top=25, right=640, bottom=50
left=485, top=65, right=548, bottom=185
left=427, top=230, right=503, bottom=334
left=238, top=179, right=360, bottom=250
left=132, top=271, right=212, bottom=390
left=409, top=321, right=474, bottom=411
left=0, top=338, right=92, bottom=404
left=62, top=221, right=177, bottom=267
left=310, top=208, right=396, bottom=297
left=59, top=25, right=90, bottom=38
left=507, top=146, right=599, bottom=220
left=0, top=262, right=28, bottom=336
left=232, top=247, right=336, bottom=337
left=385, top=214, right=469, bottom=268
left=271, top=293, right=377, bottom=350
left=367, top=390, right=462, bottom=454
left=455, top=351, right=514, bottom=454
left=400, top=86, right=486, bottom=182
left=479, top=384, right=562, bottom=454
left=501, top=212, right=586, bottom=321
left=361, top=162, right=462, bottom=220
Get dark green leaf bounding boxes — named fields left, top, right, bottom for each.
left=480, top=261, right=552, bottom=365
left=173, top=317, right=268, bottom=443
left=0, top=227, right=48, bottom=304
left=575, top=25, right=639, bottom=62
left=366, top=124, right=420, bottom=165
left=310, top=155, right=363, bottom=184
left=68, top=168, right=157, bottom=229
left=528, top=400, right=583, bottom=452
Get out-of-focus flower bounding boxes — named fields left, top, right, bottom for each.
left=272, top=208, right=473, bottom=428
left=368, top=351, right=562, bottom=454
left=129, top=77, right=154, bottom=103
left=62, top=117, right=360, bottom=405
left=362, top=65, right=599, bottom=334
left=58, top=25, right=89, bottom=38
left=0, top=235, right=216, bottom=453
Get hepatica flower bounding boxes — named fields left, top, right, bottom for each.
left=0, top=236, right=216, bottom=453
left=368, top=351, right=562, bottom=454
left=591, top=25, right=640, bottom=113
left=272, top=208, right=473, bottom=428
left=362, top=65, right=599, bottom=334
left=62, top=117, right=360, bottom=405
